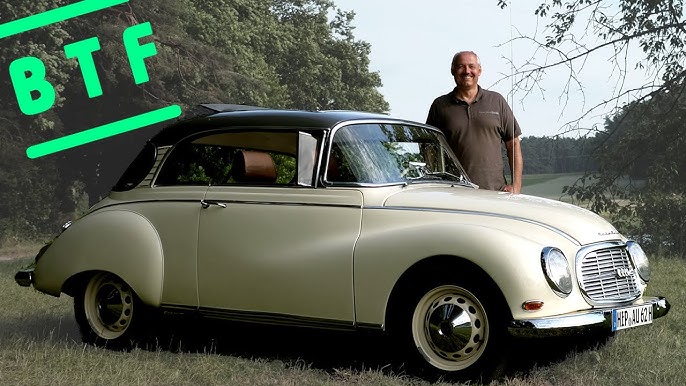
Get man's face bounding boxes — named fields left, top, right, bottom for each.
left=451, top=53, right=482, bottom=89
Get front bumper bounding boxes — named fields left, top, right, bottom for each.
left=508, top=296, right=670, bottom=338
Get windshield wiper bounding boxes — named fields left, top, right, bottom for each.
left=401, top=161, right=476, bottom=188
left=407, top=171, right=478, bottom=189
left=421, top=171, right=462, bottom=181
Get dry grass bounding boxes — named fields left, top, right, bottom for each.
left=0, top=240, right=45, bottom=261
left=1, top=248, right=684, bottom=386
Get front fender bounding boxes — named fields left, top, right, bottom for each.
left=33, top=209, right=164, bottom=307
left=353, top=209, right=585, bottom=326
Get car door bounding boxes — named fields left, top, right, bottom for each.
left=196, top=185, right=362, bottom=326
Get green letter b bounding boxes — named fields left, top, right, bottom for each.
left=9, top=56, right=56, bottom=115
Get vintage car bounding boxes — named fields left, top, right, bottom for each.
left=16, top=104, right=670, bottom=377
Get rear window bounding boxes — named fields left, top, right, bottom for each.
left=112, top=142, right=156, bottom=191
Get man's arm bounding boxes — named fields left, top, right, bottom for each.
left=504, top=136, right=523, bottom=194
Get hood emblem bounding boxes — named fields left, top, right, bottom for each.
left=598, top=230, right=620, bottom=236
left=615, top=267, right=634, bottom=278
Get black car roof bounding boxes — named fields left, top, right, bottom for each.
left=150, top=107, right=398, bottom=147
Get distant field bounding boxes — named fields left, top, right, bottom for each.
left=521, top=173, right=584, bottom=200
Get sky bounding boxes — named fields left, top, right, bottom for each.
left=333, top=0, right=651, bottom=138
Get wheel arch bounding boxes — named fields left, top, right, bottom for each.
left=63, top=270, right=97, bottom=297
left=385, top=255, right=512, bottom=332
left=32, top=209, right=164, bottom=307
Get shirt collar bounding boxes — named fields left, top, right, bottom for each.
left=451, top=85, right=483, bottom=104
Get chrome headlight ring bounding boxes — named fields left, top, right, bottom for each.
left=541, top=247, right=573, bottom=297
left=627, top=241, right=651, bottom=282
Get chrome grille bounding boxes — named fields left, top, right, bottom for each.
left=578, top=245, right=641, bottom=303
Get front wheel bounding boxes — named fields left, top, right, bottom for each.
left=408, top=282, right=509, bottom=378
left=74, top=272, right=147, bottom=349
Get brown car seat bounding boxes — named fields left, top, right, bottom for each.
left=231, top=150, right=277, bottom=184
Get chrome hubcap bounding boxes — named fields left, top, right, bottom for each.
left=95, top=282, right=132, bottom=332
left=85, top=274, right=134, bottom=339
left=413, top=285, right=488, bottom=370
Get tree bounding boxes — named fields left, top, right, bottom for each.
left=0, top=0, right=388, bottom=242
left=498, top=1, right=685, bottom=126
left=497, top=0, right=686, bottom=254
left=0, top=1, right=77, bottom=240
left=564, top=90, right=686, bottom=252
left=518, top=136, right=595, bottom=174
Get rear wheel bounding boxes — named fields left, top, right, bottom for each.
left=74, top=272, right=147, bottom=349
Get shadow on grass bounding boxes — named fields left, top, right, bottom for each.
left=139, top=315, right=616, bottom=381
left=148, top=316, right=406, bottom=372
left=0, top=313, right=81, bottom=345
left=3, top=304, right=614, bottom=382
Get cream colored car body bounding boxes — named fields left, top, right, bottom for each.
left=21, top=107, right=668, bottom=347
left=34, top=181, right=627, bottom=328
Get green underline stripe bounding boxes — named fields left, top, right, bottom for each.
left=26, top=105, right=182, bottom=159
left=0, top=0, right=129, bottom=39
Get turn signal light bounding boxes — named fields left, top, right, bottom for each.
left=522, top=300, right=544, bottom=311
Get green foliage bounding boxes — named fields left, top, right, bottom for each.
left=272, top=153, right=296, bottom=184
left=0, top=133, right=63, bottom=242
left=498, top=0, right=686, bottom=255
left=564, top=84, right=686, bottom=254
left=519, top=136, right=595, bottom=174
left=0, top=0, right=388, bottom=240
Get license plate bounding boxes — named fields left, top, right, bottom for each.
left=612, top=304, right=653, bottom=331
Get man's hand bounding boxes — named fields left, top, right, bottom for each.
left=502, top=184, right=521, bottom=194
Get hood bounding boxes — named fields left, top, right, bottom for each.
left=383, top=186, right=621, bottom=245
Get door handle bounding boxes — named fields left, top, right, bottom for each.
left=201, top=200, right=227, bottom=209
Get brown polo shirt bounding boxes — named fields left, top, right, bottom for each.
left=426, top=86, right=521, bottom=190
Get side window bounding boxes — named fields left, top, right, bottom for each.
left=155, top=131, right=313, bottom=187
left=155, top=142, right=233, bottom=186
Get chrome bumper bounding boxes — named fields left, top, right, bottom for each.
left=508, top=296, right=670, bottom=338
left=15, top=267, right=34, bottom=287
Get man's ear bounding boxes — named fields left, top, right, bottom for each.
left=450, top=67, right=456, bottom=76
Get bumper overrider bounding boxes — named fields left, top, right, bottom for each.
left=14, top=242, right=50, bottom=288
left=15, top=266, right=35, bottom=287
left=509, top=296, right=670, bottom=337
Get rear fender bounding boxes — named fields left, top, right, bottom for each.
left=33, top=210, right=164, bottom=307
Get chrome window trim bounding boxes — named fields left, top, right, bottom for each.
left=321, top=120, right=462, bottom=187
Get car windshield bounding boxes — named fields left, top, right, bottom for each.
left=327, top=123, right=472, bottom=186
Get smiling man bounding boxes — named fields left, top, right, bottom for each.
left=426, top=51, right=523, bottom=193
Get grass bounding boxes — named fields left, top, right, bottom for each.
left=1, top=249, right=684, bottom=386
left=521, top=173, right=584, bottom=200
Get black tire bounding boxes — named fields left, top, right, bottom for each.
left=74, top=272, right=149, bottom=350
left=401, top=277, right=510, bottom=380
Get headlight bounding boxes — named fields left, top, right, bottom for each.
left=541, top=247, right=573, bottom=297
left=627, top=241, right=650, bottom=282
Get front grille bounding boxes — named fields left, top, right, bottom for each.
left=578, top=244, right=641, bottom=304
